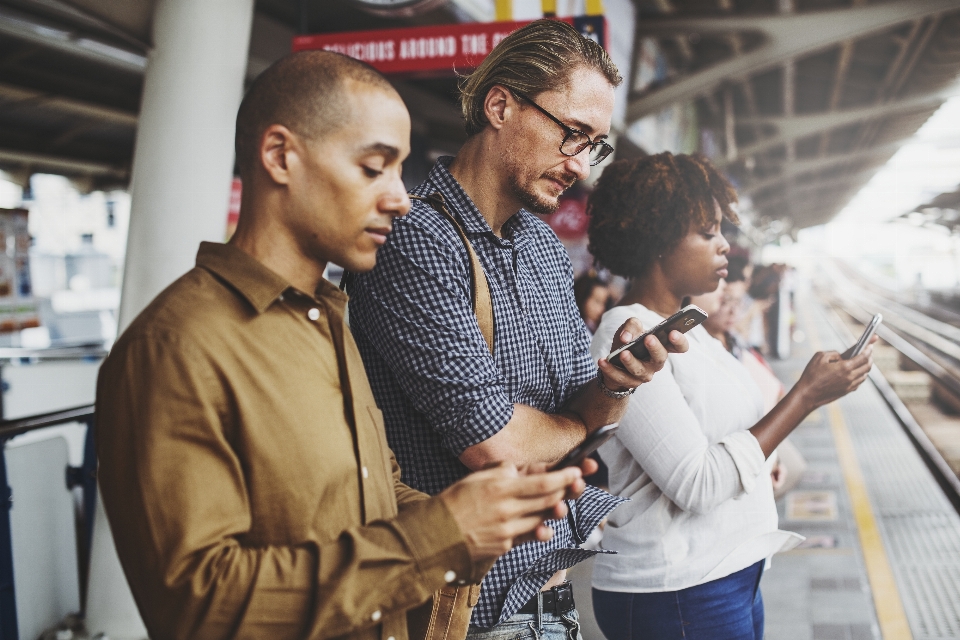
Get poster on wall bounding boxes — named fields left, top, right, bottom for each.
left=0, top=208, right=39, bottom=333
left=292, top=16, right=607, bottom=76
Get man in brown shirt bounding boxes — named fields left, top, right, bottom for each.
left=96, top=51, right=589, bottom=640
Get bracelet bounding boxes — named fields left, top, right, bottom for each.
left=596, top=369, right=636, bottom=399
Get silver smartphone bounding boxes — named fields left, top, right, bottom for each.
left=842, top=313, right=881, bottom=359
left=606, top=304, right=708, bottom=370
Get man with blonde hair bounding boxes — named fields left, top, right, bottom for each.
left=346, top=20, right=687, bottom=640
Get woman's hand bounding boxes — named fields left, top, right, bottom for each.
left=598, top=319, right=689, bottom=392
left=795, top=336, right=877, bottom=410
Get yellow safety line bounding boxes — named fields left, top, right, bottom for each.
left=802, top=301, right=914, bottom=640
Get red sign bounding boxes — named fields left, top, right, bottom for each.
left=292, top=17, right=606, bottom=76
left=225, top=177, right=242, bottom=240
left=545, top=189, right=590, bottom=240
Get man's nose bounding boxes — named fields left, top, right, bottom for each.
left=565, top=149, right=592, bottom=182
left=383, top=179, right=411, bottom=217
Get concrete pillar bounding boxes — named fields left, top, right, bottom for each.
left=86, top=0, right=254, bottom=636
left=117, top=0, right=255, bottom=332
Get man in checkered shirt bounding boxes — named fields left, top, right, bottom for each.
left=345, top=19, right=687, bottom=640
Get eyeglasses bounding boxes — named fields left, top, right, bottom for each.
left=512, top=90, right=614, bottom=166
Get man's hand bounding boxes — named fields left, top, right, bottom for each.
left=598, top=318, right=689, bottom=393
left=438, top=462, right=587, bottom=564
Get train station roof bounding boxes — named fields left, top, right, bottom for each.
left=0, top=0, right=959, bottom=231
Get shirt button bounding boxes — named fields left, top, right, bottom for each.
left=371, top=610, right=382, bottom=622
left=444, top=570, right=456, bottom=583
left=307, top=308, right=320, bottom=321
left=362, top=466, right=369, bottom=479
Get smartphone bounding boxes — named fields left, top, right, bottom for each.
left=549, top=423, right=619, bottom=471
left=842, top=313, right=881, bottom=359
left=606, top=304, right=708, bottom=370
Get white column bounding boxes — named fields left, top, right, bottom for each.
left=86, top=0, right=254, bottom=636
left=117, top=0, right=255, bottom=332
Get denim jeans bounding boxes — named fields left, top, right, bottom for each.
left=592, top=560, right=765, bottom=640
left=466, top=609, right=583, bottom=640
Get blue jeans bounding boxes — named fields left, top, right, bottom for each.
left=466, top=610, right=584, bottom=640
left=592, top=561, right=765, bottom=640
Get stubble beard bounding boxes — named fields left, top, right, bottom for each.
left=508, top=167, right=569, bottom=215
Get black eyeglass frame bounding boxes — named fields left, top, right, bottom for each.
left=512, top=90, right=614, bottom=166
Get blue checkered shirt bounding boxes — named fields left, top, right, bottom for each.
left=344, top=158, right=624, bottom=628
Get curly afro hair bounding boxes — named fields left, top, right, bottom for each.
left=587, top=152, right=739, bottom=279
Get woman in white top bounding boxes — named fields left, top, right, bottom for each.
left=585, top=152, right=874, bottom=640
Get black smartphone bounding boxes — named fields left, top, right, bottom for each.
left=841, top=313, right=881, bottom=359
left=548, top=423, right=619, bottom=471
left=606, top=304, right=708, bottom=370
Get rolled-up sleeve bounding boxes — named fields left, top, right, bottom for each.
left=96, top=334, right=477, bottom=640
left=348, top=219, right=514, bottom=456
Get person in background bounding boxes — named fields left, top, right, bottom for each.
left=344, top=19, right=687, bottom=640
left=695, top=271, right=807, bottom=499
left=574, top=270, right=613, bottom=335
left=742, top=264, right=782, bottom=353
left=585, top=151, right=875, bottom=640
left=95, top=51, right=593, bottom=640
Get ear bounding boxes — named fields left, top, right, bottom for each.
left=483, top=85, right=514, bottom=131
left=259, top=124, right=300, bottom=186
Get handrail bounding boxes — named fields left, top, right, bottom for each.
left=0, top=343, right=107, bottom=362
left=0, top=404, right=95, bottom=441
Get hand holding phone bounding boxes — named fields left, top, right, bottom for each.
left=842, top=313, right=881, bottom=359
left=548, top=423, right=619, bottom=471
left=606, top=305, right=708, bottom=370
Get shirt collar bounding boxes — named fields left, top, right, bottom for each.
left=426, top=156, right=535, bottom=246
left=196, top=242, right=290, bottom=314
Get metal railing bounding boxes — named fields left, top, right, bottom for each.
left=0, top=404, right=97, bottom=640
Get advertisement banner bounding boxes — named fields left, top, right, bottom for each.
left=292, top=16, right=606, bottom=76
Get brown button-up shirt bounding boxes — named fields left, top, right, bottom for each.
left=96, top=242, right=476, bottom=640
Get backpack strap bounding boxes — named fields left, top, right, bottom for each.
left=411, top=192, right=495, bottom=355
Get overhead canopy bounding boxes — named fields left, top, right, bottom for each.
left=0, top=0, right=471, bottom=190
left=1, top=0, right=959, bottom=231
left=629, top=0, right=960, bottom=230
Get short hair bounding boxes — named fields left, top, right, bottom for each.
left=235, top=50, right=395, bottom=177
left=587, top=152, right=739, bottom=279
left=458, top=19, right=621, bottom=136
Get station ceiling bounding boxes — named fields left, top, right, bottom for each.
left=633, top=0, right=960, bottom=229
left=0, top=0, right=958, bottom=232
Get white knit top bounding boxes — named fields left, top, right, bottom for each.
left=591, top=304, right=802, bottom=593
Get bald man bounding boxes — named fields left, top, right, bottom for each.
left=95, top=51, right=590, bottom=640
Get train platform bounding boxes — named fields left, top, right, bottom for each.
left=569, top=291, right=960, bottom=640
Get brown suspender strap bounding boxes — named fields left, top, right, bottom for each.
left=406, top=193, right=489, bottom=640
left=411, top=193, right=495, bottom=355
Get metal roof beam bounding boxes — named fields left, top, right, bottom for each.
left=627, top=0, right=960, bottom=122
left=0, top=81, right=138, bottom=126
left=0, top=148, right=127, bottom=178
left=732, top=89, right=951, bottom=159
left=740, top=144, right=901, bottom=193
left=0, top=5, right=146, bottom=74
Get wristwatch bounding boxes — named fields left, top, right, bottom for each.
left=596, top=369, right=636, bottom=399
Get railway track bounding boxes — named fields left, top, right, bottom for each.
left=816, top=260, right=960, bottom=514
